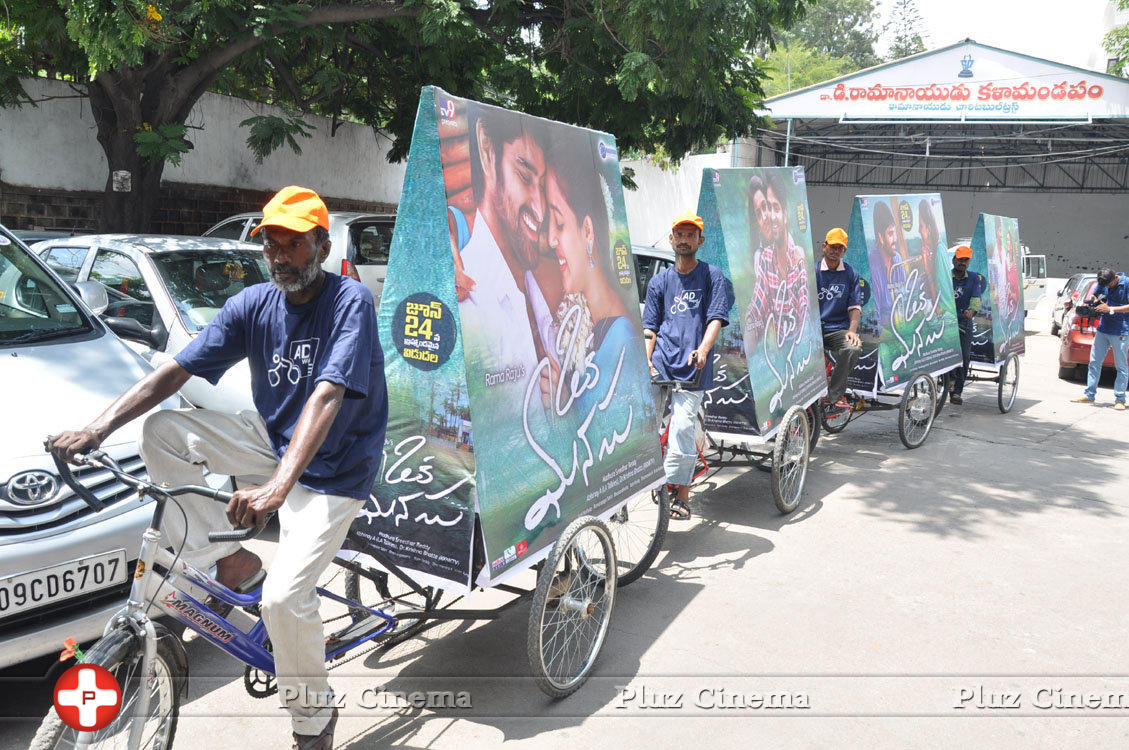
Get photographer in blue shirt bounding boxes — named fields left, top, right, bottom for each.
left=1071, top=267, right=1129, bottom=409
left=643, top=211, right=732, bottom=521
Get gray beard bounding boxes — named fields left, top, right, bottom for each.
left=270, top=259, right=323, bottom=293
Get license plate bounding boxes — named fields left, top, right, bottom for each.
left=0, top=549, right=128, bottom=620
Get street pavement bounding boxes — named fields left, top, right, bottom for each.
left=4, top=319, right=1129, bottom=748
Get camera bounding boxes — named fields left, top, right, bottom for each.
left=1075, top=292, right=1107, bottom=318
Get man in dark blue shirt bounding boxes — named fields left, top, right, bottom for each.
left=949, top=245, right=984, bottom=405
left=49, top=186, right=384, bottom=748
left=816, top=228, right=863, bottom=410
left=1071, top=267, right=1129, bottom=409
left=643, top=211, right=732, bottom=520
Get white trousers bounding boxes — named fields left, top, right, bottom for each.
left=663, top=389, right=705, bottom=486
left=138, top=408, right=362, bottom=735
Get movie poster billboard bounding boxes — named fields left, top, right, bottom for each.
left=845, top=194, right=962, bottom=393
left=341, top=92, right=478, bottom=591
left=695, top=167, right=826, bottom=440
left=347, top=86, right=664, bottom=590
left=969, top=213, right=1025, bottom=364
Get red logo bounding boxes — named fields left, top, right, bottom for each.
left=515, top=540, right=528, bottom=557
left=53, top=664, right=122, bottom=731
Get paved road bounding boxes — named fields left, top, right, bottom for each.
left=5, top=326, right=1129, bottom=748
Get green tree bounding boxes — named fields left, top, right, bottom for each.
left=762, top=41, right=855, bottom=97
left=885, top=0, right=925, bottom=59
left=780, top=0, right=880, bottom=69
left=1104, top=0, right=1129, bottom=75
left=0, top=0, right=805, bottom=232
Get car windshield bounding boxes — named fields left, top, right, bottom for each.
left=0, top=233, right=92, bottom=344
left=149, top=250, right=270, bottom=333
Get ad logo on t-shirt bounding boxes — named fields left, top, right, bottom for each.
left=818, top=283, right=845, bottom=301
left=669, top=290, right=703, bottom=315
left=268, top=337, right=321, bottom=387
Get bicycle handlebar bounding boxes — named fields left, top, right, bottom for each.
left=45, top=438, right=267, bottom=543
left=651, top=363, right=705, bottom=391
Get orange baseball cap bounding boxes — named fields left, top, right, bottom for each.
left=672, top=210, right=704, bottom=233
left=824, top=227, right=848, bottom=246
left=250, top=186, right=330, bottom=237
left=954, top=245, right=973, bottom=259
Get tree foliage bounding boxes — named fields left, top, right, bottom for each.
left=884, top=0, right=925, bottom=60
left=761, top=41, right=856, bottom=97
left=1104, top=0, right=1129, bottom=76
left=0, top=0, right=807, bottom=230
left=779, top=0, right=880, bottom=69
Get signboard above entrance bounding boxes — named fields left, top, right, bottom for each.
left=764, top=40, right=1129, bottom=121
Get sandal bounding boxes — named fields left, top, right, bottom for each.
left=670, top=498, right=691, bottom=521
left=205, top=568, right=266, bottom=619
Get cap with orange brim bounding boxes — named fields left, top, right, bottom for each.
left=824, top=227, right=848, bottom=246
left=671, top=210, right=704, bottom=233
left=250, top=186, right=330, bottom=237
left=954, top=245, right=973, bottom=259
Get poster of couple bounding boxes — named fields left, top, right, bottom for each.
left=696, top=167, right=826, bottom=440
left=845, top=194, right=963, bottom=392
left=969, top=213, right=1026, bottom=364
left=344, top=87, right=663, bottom=590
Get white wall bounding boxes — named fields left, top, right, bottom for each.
left=0, top=78, right=406, bottom=204
left=621, top=150, right=732, bottom=250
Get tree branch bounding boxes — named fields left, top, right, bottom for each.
left=163, top=1, right=417, bottom=123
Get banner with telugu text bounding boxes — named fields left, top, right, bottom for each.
left=969, top=213, right=1025, bottom=365
left=845, top=194, right=962, bottom=393
left=695, top=167, right=826, bottom=439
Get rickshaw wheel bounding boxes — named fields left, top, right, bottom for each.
left=998, top=355, right=1020, bottom=413
left=607, top=486, right=669, bottom=587
left=897, top=373, right=937, bottom=449
left=821, top=401, right=851, bottom=434
left=934, top=372, right=950, bottom=416
left=771, top=405, right=810, bottom=514
left=805, top=402, right=821, bottom=453
left=527, top=516, right=617, bottom=698
left=342, top=567, right=441, bottom=647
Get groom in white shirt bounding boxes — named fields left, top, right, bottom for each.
left=458, top=105, right=560, bottom=405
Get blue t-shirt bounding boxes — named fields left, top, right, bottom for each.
left=817, top=261, right=863, bottom=332
left=1096, top=273, right=1129, bottom=336
left=642, top=261, right=731, bottom=390
left=175, top=274, right=387, bottom=501
left=952, top=271, right=984, bottom=315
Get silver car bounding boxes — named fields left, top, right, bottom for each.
left=1051, top=272, right=1096, bottom=337
left=0, top=226, right=180, bottom=669
left=35, top=235, right=266, bottom=413
left=204, top=211, right=393, bottom=302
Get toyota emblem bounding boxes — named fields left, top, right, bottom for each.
left=6, top=470, right=61, bottom=506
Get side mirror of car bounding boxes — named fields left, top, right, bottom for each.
left=73, top=280, right=109, bottom=315
left=103, top=315, right=168, bottom=351
left=1056, top=288, right=1064, bottom=297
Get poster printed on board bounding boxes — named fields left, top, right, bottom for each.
left=443, top=90, right=665, bottom=582
left=346, top=87, right=664, bottom=589
left=696, top=167, right=826, bottom=440
left=969, top=213, right=1025, bottom=365
left=845, top=194, right=962, bottom=393
left=342, top=92, right=478, bottom=591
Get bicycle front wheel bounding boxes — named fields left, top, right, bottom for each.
left=30, top=622, right=186, bottom=750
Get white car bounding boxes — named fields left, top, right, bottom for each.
left=0, top=225, right=181, bottom=669
left=204, top=211, right=393, bottom=302
left=35, top=235, right=265, bottom=413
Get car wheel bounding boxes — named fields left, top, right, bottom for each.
left=1050, top=320, right=1060, bottom=336
left=1058, top=364, right=1079, bottom=381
